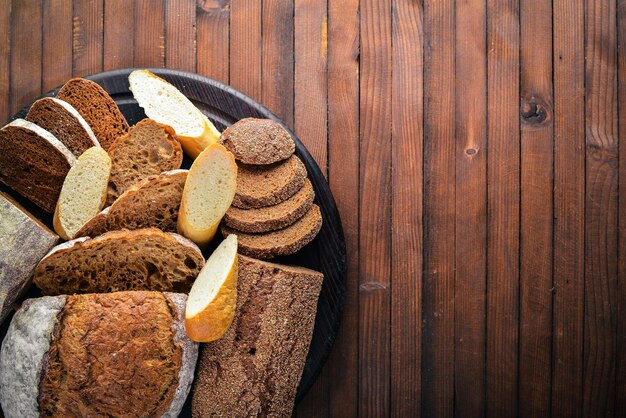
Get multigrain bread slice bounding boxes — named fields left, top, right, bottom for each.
left=0, top=119, right=76, bottom=212
left=107, top=119, right=183, bottom=205
left=26, top=97, right=100, bottom=156
left=0, top=291, right=198, bottom=418
left=34, top=228, right=204, bottom=295
left=219, top=118, right=295, bottom=165
left=56, top=77, right=128, bottom=150
left=221, top=204, right=322, bottom=259
left=191, top=256, right=323, bottom=417
left=233, top=154, right=307, bottom=209
left=75, top=169, right=188, bottom=238
left=224, top=178, right=315, bottom=233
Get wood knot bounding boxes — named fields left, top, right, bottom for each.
left=521, top=97, right=550, bottom=125
left=197, top=0, right=229, bottom=14
left=465, top=148, right=477, bottom=156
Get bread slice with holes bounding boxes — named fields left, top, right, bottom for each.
left=219, top=118, right=295, bottom=165
left=34, top=228, right=204, bottom=295
left=0, top=119, right=76, bottom=212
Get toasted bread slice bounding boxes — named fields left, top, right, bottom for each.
left=129, top=69, right=221, bottom=158
left=53, top=147, right=111, bottom=240
left=219, top=118, right=295, bottom=165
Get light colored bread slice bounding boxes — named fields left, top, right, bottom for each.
left=219, top=118, right=295, bottom=165
left=26, top=97, right=100, bottom=156
left=224, top=179, right=315, bottom=233
left=107, top=118, right=183, bottom=205
left=34, top=228, right=204, bottom=295
left=232, top=154, right=307, bottom=209
left=221, top=204, right=323, bottom=259
left=0, top=119, right=76, bottom=212
left=53, top=147, right=111, bottom=240
left=178, top=143, right=237, bottom=247
left=129, top=69, right=221, bottom=158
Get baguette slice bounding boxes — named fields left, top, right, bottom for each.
left=219, top=118, right=295, bottom=165
left=178, top=143, right=237, bottom=247
left=53, top=147, right=111, bottom=240
left=129, top=69, right=221, bottom=158
left=34, top=228, right=204, bottom=295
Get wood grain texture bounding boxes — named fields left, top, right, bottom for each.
left=103, top=0, right=134, bottom=70
left=229, top=0, right=262, bottom=100
left=165, top=0, right=196, bottom=71
left=42, top=0, right=72, bottom=91
left=196, top=0, right=230, bottom=84
left=0, top=0, right=10, bottom=121
left=72, top=0, right=103, bottom=76
left=134, top=0, right=165, bottom=68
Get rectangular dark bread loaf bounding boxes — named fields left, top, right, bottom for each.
left=191, top=255, right=324, bottom=417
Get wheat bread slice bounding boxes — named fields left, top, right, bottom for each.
left=0, top=119, right=76, bottom=212
left=107, top=118, right=183, bottom=205
left=221, top=204, right=322, bottom=259
left=26, top=97, right=99, bottom=156
left=34, top=228, right=204, bottom=295
left=219, top=118, right=295, bottom=165
left=56, top=78, right=128, bottom=151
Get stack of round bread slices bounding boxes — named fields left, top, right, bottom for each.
left=219, top=118, right=323, bottom=259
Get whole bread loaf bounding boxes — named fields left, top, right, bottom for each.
left=0, top=291, right=198, bottom=418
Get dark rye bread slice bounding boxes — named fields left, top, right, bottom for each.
left=107, top=119, right=183, bottom=205
left=224, top=178, right=315, bottom=233
left=75, top=169, right=188, bottom=238
left=219, top=118, right=295, bottom=165
left=34, top=228, right=204, bottom=295
left=0, top=292, right=198, bottom=418
left=192, top=256, right=323, bottom=417
left=56, top=77, right=128, bottom=151
left=26, top=97, right=100, bottom=156
left=0, top=119, right=76, bottom=212
left=221, top=204, right=322, bottom=259
left=233, top=154, right=307, bottom=209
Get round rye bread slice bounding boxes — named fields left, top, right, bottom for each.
left=219, top=118, right=295, bottom=165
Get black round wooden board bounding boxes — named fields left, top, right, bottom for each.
left=4, top=68, right=347, bottom=412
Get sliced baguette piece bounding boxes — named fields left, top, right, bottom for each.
left=221, top=204, right=322, bottom=259
left=26, top=97, right=100, bottom=156
left=219, top=118, right=295, bottom=165
left=178, top=143, right=237, bottom=247
left=53, top=147, right=111, bottom=240
left=0, top=119, right=76, bottom=212
left=34, top=228, right=204, bottom=295
left=56, top=77, right=128, bottom=151
left=129, top=69, right=221, bottom=158
left=107, top=118, right=183, bottom=205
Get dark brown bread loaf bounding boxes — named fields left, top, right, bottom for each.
left=219, top=117, right=295, bottom=164
left=0, top=119, right=76, bottom=212
left=56, top=77, right=128, bottom=151
left=26, top=97, right=100, bottom=156
left=192, top=256, right=323, bottom=417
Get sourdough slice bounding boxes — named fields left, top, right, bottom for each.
left=224, top=179, right=315, bottom=233
left=0, top=292, right=198, bottom=418
left=26, top=97, right=99, bottom=156
left=34, top=228, right=204, bottom=295
left=107, top=119, right=183, bottom=205
left=75, top=170, right=188, bottom=238
left=221, top=204, right=322, bottom=259
left=191, top=256, right=323, bottom=417
left=233, top=155, right=307, bottom=209
left=219, top=118, right=295, bottom=165
left=0, top=192, right=59, bottom=322
left=56, top=77, right=128, bottom=151
left=0, top=119, right=76, bottom=212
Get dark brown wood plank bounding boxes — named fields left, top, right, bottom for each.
left=0, top=0, right=10, bottom=121
left=72, top=0, right=103, bottom=76
left=453, top=0, right=486, bottom=415
left=134, top=0, right=165, bottom=68
left=103, top=0, right=134, bottom=70
left=551, top=0, right=585, bottom=415
left=165, top=0, right=196, bottom=71
left=618, top=0, right=626, bottom=413
left=42, top=0, right=72, bottom=91
left=486, top=0, right=520, bottom=416
left=359, top=0, right=392, bottom=415
left=196, top=0, right=230, bottom=84
left=391, top=0, right=423, bottom=415
left=583, top=0, right=619, bottom=415
left=229, top=0, right=262, bottom=101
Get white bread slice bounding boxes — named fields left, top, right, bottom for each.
left=129, top=69, right=221, bottom=158
left=178, top=143, right=237, bottom=247
left=53, top=147, right=111, bottom=240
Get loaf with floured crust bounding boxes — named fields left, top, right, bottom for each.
left=219, top=118, right=295, bottom=165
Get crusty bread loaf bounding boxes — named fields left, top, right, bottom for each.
left=26, top=97, right=100, bottom=156
left=0, top=192, right=59, bottom=322
left=233, top=155, right=307, bottom=209
left=1, top=291, right=198, bottom=418
left=0, top=119, right=76, bottom=212
left=75, top=169, right=187, bottom=238
left=34, top=228, right=204, bottom=295
left=192, top=255, right=323, bottom=417
left=219, top=118, right=295, bottom=165
left=56, top=77, right=129, bottom=151
left=107, top=119, right=183, bottom=205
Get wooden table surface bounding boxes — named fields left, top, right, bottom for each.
left=1, top=0, right=624, bottom=416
